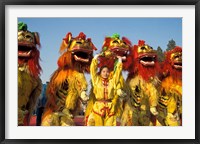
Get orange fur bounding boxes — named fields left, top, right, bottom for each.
left=44, top=32, right=96, bottom=115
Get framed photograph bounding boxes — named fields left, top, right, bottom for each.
left=1, top=0, right=199, bottom=143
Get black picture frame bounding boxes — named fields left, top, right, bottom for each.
left=1, top=0, right=199, bottom=144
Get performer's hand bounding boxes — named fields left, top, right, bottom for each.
left=167, top=112, right=180, bottom=121
left=117, top=89, right=127, bottom=98
left=174, top=112, right=180, bottom=121
left=150, top=106, right=158, bottom=115
left=94, top=54, right=100, bottom=59
left=116, top=56, right=126, bottom=61
left=116, top=55, right=122, bottom=59
left=80, top=91, right=89, bottom=102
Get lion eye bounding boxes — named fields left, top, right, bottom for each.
left=135, top=86, right=140, bottom=93
left=113, top=40, right=119, bottom=44
left=76, top=41, right=82, bottom=44
left=25, top=35, right=32, bottom=39
left=174, top=55, right=179, bottom=59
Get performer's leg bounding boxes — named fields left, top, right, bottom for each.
left=87, top=113, right=95, bottom=126
left=139, top=110, right=151, bottom=126
left=41, top=112, right=60, bottom=126
left=132, top=107, right=139, bottom=126
left=104, top=115, right=116, bottom=126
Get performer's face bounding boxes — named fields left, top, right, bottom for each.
left=100, top=67, right=110, bottom=79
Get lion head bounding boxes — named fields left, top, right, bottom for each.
left=162, top=46, right=182, bottom=80
left=18, top=22, right=41, bottom=77
left=98, top=33, right=132, bottom=70
left=57, top=32, right=97, bottom=72
left=127, top=40, right=159, bottom=81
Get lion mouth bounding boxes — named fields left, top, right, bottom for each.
left=72, top=45, right=93, bottom=63
left=173, top=62, right=182, bottom=69
left=18, top=45, right=34, bottom=58
left=73, top=50, right=91, bottom=63
left=110, top=47, right=129, bottom=61
left=139, top=53, right=156, bottom=66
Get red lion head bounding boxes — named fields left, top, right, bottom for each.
left=127, top=40, right=160, bottom=81
left=98, top=33, right=132, bottom=71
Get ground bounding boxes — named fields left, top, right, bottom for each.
left=29, top=115, right=121, bottom=126
left=29, top=115, right=85, bottom=126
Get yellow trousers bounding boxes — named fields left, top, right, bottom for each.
left=87, top=101, right=117, bottom=126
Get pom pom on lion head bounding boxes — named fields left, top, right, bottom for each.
left=18, top=22, right=42, bottom=78
left=162, top=46, right=182, bottom=80
left=127, top=40, right=160, bottom=81
left=98, top=33, right=132, bottom=71
left=57, top=32, right=97, bottom=73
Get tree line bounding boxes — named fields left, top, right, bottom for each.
left=156, top=39, right=177, bottom=62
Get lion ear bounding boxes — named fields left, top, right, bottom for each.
left=122, top=37, right=132, bottom=47
left=138, top=40, right=145, bottom=46
left=34, top=32, right=41, bottom=48
left=59, top=32, right=72, bottom=54
left=102, top=37, right=111, bottom=49
left=87, top=38, right=97, bottom=51
left=78, top=32, right=86, bottom=40
left=59, top=40, right=68, bottom=54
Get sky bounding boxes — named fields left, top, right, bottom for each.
left=18, top=18, right=182, bottom=85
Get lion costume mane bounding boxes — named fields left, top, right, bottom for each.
left=42, top=32, right=96, bottom=126
left=121, top=40, right=160, bottom=126
left=18, top=22, right=42, bottom=126
left=156, top=46, right=182, bottom=126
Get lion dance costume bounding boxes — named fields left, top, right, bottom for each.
left=41, top=32, right=96, bottom=126
left=121, top=40, right=160, bottom=126
left=156, top=46, right=182, bottom=126
left=18, top=22, right=42, bottom=126
left=85, top=33, right=132, bottom=126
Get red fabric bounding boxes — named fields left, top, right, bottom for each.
left=23, top=113, right=29, bottom=126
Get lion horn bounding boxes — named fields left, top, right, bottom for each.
left=59, top=32, right=72, bottom=54
left=34, top=32, right=41, bottom=48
